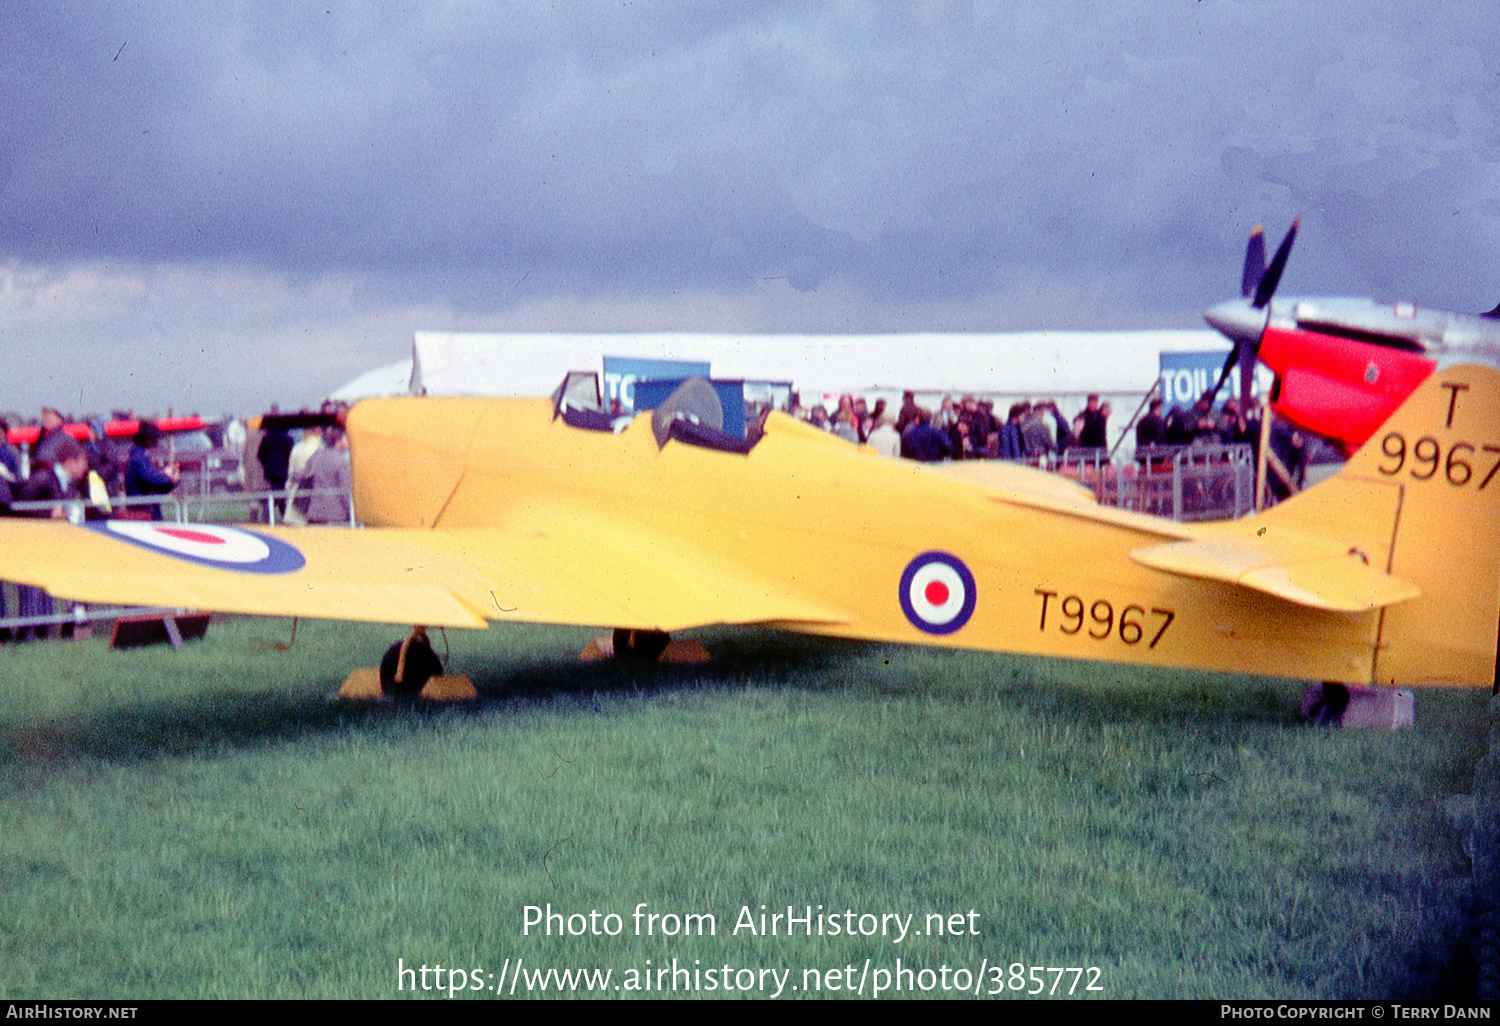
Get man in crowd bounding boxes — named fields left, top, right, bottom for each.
left=1136, top=397, right=1167, bottom=448
left=303, top=427, right=353, bottom=525
left=257, top=419, right=294, bottom=518
left=125, top=422, right=180, bottom=520
left=33, top=407, right=68, bottom=466
left=14, top=437, right=91, bottom=640
left=901, top=409, right=953, bottom=462
left=20, top=437, right=90, bottom=518
left=1078, top=395, right=1109, bottom=449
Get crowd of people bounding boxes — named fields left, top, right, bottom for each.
left=790, top=390, right=1113, bottom=464
left=1134, top=393, right=1257, bottom=449
left=242, top=402, right=353, bottom=526
left=787, top=386, right=1305, bottom=487
left=0, top=407, right=179, bottom=524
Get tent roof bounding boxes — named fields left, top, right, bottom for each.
left=328, top=358, right=413, bottom=402
left=399, top=330, right=1227, bottom=400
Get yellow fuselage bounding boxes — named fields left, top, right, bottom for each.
left=344, top=387, right=1497, bottom=687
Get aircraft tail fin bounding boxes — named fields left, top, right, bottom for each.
left=1271, top=363, right=1500, bottom=685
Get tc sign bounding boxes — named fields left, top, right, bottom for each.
left=603, top=356, right=712, bottom=412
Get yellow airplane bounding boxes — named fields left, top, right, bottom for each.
left=1, top=362, right=1496, bottom=703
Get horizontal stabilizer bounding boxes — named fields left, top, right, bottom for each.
left=1130, top=536, right=1420, bottom=613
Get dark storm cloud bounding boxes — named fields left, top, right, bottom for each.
left=3, top=2, right=847, bottom=284
left=2, top=0, right=1498, bottom=327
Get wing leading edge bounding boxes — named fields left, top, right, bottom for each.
left=0, top=517, right=852, bottom=632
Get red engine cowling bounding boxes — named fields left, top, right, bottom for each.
left=1258, top=325, right=1436, bottom=454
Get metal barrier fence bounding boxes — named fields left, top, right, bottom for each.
left=0, top=584, right=186, bottom=637
left=8, top=487, right=356, bottom=527
left=8, top=493, right=187, bottom=522
left=200, top=485, right=358, bottom=527
left=1034, top=443, right=1256, bottom=521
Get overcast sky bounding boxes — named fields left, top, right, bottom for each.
left=2, top=1, right=1496, bottom=416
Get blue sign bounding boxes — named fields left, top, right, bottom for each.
left=603, top=356, right=712, bottom=412
left=632, top=378, right=749, bottom=438
left=1158, top=350, right=1250, bottom=408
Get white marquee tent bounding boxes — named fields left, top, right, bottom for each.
left=332, top=330, right=1229, bottom=405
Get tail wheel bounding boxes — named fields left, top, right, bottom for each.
left=1304, top=682, right=1351, bottom=726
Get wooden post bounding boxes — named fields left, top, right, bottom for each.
left=1256, top=398, right=1273, bottom=511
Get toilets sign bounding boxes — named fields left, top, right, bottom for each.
left=1159, top=350, right=1261, bottom=407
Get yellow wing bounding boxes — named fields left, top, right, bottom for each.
left=0, top=518, right=851, bottom=631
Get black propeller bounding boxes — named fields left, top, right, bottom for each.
left=1240, top=224, right=1266, bottom=299
left=1211, top=218, right=1299, bottom=406
left=1252, top=217, right=1298, bottom=310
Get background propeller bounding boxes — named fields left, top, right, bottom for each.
left=1240, top=223, right=1266, bottom=299
left=1252, top=218, right=1297, bottom=309
left=1209, top=218, right=1298, bottom=406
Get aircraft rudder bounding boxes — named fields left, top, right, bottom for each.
left=1339, top=363, right=1500, bottom=486
left=1341, top=363, right=1500, bottom=685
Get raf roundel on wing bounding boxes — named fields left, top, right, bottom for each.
left=86, top=522, right=306, bottom=574
left=899, top=551, right=976, bottom=635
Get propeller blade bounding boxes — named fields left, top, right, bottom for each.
left=1238, top=341, right=1257, bottom=408
left=1251, top=217, right=1299, bottom=308
left=1209, top=341, right=1242, bottom=402
left=1241, top=224, right=1266, bottom=299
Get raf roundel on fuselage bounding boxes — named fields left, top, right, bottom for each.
left=899, top=551, right=977, bottom=635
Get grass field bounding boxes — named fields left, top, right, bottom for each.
left=0, top=617, right=1489, bottom=999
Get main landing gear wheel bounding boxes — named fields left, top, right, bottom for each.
left=1300, top=681, right=1414, bottom=729
left=380, top=626, right=444, bottom=696
left=336, top=626, right=476, bottom=701
left=577, top=629, right=710, bottom=664
left=613, top=628, right=672, bottom=662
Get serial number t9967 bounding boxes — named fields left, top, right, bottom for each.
left=1377, top=431, right=1500, bottom=490
left=1034, top=589, right=1174, bottom=649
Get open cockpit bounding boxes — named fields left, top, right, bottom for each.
left=550, top=371, right=761, bottom=454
